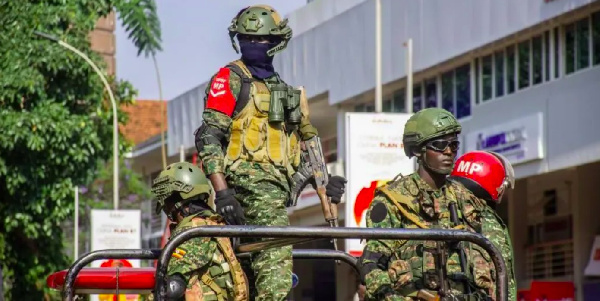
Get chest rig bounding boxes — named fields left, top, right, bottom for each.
left=224, top=60, right=302, bottom=175
left=377, top=177, right=482, bottom=296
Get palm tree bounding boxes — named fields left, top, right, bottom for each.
left=115, top=0, right=167, bottom=169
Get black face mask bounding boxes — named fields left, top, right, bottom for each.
left=239, top=40, right=275, bottom=79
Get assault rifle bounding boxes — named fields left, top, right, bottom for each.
left=301, top=136, right=340, bottom=252
left=449, top=201, right=472, bottom=295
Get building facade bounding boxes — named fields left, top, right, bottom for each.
left=159, top=0, right=600, bottom=299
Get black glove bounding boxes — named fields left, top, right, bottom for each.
left=215, top=188, right=245, bottom=225
left=166, top=273, right=186, bottom=300
left=326, top=175, right=347, bottom=204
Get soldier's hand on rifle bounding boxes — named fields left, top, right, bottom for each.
left=215, top=188, right=246, bottom=225
left=326, top=175, right=347, bottom=204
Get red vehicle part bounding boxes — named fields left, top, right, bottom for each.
left=47, top=268, right=156, bottom=294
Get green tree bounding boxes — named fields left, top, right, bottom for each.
left=0, top=0, right=161, bottom=299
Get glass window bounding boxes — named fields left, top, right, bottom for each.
left=507, top=45, right=516, bottom=94
left=455, top=64, right=471, bottom=119
left=544, top=31, right=550, bottom=81
left=383, top=99, right=392, bottom=112
left=475, top=58, right=480, bottom=104
left=412, top=84, right=422, bottom=113
left=554, top=27, right=560, bottom=77
left=365, top=104, right=374, bottom=112
left=425, top=78, right=437, bottom=108
left=565, top=23, right=576, bottom=74
left=355, top=104, right=365, bottom=112
left=577, top=18, right=590, bottom=70
left=482, top=55, right=493, bottom=101
left=518, top=40, right=531, bottom=89
left=532, top=35, right=543, bottom=85
left=442, top=71, right=454, bottom=115
left=392, top=88, right=405, bottom=112
left=594, top=12, right=600, bottom=66
left=495, top=51, right=505, bottom=97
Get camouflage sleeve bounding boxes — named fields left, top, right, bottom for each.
left=167, top=234, right=218, bottom=282
left=198, top=69, right=242, bottom=175
left=362, top=194, right=407, bottom=301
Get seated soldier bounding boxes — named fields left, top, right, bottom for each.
left=449, top=151, right=517, bottom=301
left=151, top=162, right=249, bottom=301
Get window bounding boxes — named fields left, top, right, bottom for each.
left=355, top=104, right=365, bottom=112
left=365, top=104, right=374, bottom=112
left=577, top=18, right=590, bottom=70
left=383, top=98, right=392, bottom=112
left=412, top=84, right=422, bottom=113
left=474, top=58, right=480, bottom=104
left=518, top=40, right=531, bottom=89
left=554, top=27, right=560, bottom=77
left=455, top=64, right=471, bottom=119
left=532, top=35, right=543, bottom=85
left=482, top=55, right=493, bottom=101
left=594, top=12, right=600, bottom=65
left=392, top=88, right=405, bottom=112
left=565, top=23, right=576, bottom=74
left=544, top=31, right=551, bottom=81
left=442, top=71, right=454, bottom=115
left=507, top=46, right=516, bottom=94
left=424, top=78, right=437, bottom=108
left=494, top=51, right=505, bottom=97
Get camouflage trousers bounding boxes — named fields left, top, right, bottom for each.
left=228, top=162, right=293, bottom=301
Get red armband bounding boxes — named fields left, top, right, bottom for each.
left=206, top=68, right=236, bottom=116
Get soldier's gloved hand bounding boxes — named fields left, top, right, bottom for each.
left=326, top=175, right=347, bottom=204
left=215, top=188, right=245, bottom=225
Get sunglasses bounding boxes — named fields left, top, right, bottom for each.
left=425, top=139, right=460, bottom=152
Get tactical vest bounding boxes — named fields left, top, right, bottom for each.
left=375, top=178, right=491, bottom=300
left=177, top=215, right=249, bottom=301
left=224, top=60, right=301, bottom=176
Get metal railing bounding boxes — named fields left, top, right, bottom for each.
left=156, top=226, right=508, bottom=301
left=60, top=225, right=507, bottom=301
left=61, top=248, right=357, bottom=300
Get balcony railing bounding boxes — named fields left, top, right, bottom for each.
left=525, top=239, right=574, bottom=280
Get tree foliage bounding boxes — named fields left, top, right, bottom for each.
left=0, top=0, right=161, bottom=299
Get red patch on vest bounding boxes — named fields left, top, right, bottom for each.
left=206, top=68, right=236, bottom=116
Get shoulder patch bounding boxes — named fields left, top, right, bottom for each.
left=206, top=67, right=236, bottom=116
left=370, top=202, right=388, bottom=223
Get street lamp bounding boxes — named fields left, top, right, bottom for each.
left=34, top=31, right=121, bottom=210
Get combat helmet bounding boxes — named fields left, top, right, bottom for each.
left=151, top=162, right=211, bottom=216
left=402, top=108, right=462, bottom=158
left=228, top=5, right=293, bottom=56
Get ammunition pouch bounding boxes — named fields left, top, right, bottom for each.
left=194, top=122, right=227, bottom=152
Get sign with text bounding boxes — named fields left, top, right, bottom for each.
left=90, top=210, right=141, bottom=301
left=344, top=113, right=415, bottom=257
left=584, top=235, right=600, bottom=276
left=466, top=112, right=544, bottom=165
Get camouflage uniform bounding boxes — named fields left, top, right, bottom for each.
left=195, top=6, right=315, bottom=300
left=362, top=173, right=494, bottom=300
left=479, top=207, right=516, bottom=301
left=168, top=211, right=249, bottom=301
left=151, top=162, right=249, bottom=301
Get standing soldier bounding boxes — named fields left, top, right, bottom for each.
left=450, top=151, right=517, bottom=301
left=358, top=108, right=494, bottom=300
left=151, top=162, right=248, bottom=301
left=193, top=5, right=347, bottom=300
